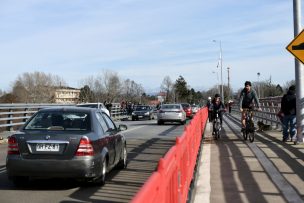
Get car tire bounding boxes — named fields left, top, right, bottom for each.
left=132, top=117, right=135, bottom=121
left=11, top=176, right=29, bottom=187
left=157, top=120, right=163, bottom=125
left=91, top=158, right=107, bottom=185
left=117, top=145, right=127, bottom=169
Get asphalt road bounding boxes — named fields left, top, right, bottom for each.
left=0, top=118, right=188, bottom=203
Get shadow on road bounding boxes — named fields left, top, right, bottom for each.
left=63, top=137, right=176, bottom=203
left=208, top=114, right=304, bottom=203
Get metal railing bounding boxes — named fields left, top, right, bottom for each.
left=0, top=103, right=125, bottom=132
left=232, top=96, right=283, bottom=129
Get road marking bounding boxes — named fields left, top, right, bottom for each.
left=226, top=117, right=304, bottom=203
left=123, top=125, right=145, bottom=133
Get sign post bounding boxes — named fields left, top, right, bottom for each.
left=286, top=0, right=304, bottom=144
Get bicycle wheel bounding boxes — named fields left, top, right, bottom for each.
left=248, top=121, right=255, bottom=142
left=216, top=122, right=221, bottom=139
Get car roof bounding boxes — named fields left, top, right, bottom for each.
left=161, top=104, right=181, bottom=107
left=38, top=106, right=99, bottom=114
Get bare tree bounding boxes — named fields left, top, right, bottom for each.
left=101, top=70, right=122, bottom=103
left=80, top=70, right=132, bottom=103
left=12, top=71, right=66, bottom=103
left=79, top=75, right=105, bottom=102
left=160, top=76, right=173, bottom=102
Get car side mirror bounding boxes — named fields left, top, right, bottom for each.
left=118, top=124, right=128, bottom=131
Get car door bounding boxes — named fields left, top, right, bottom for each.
left=95, top=112, right=116, bottom=166
left=101, top=113, right=122, bottom=164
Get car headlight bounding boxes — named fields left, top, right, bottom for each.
left=144, top=112, right=149, bottom=115
left=132, top=112, right=136, bottom=115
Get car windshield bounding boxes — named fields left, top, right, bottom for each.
left=162, top=105, right=180, bottom=109
left=24, top=111, right=91, bottom=131
left=181, top=104, right=190, bottom=108
left=135, top=106, right=149, bottom=111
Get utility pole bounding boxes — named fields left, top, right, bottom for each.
left=293, top=0, right=304, bottom=144
left=227, top=67, right=230, bottom=100
left=213, top=40, right=224, bottom=103
left=257, top=72, right=260, bottom=98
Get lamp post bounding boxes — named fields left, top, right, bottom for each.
left=212, top=71, right=219, bottom=93
left=257, top=72, right=260, bottom=98
left=213, top=40, right=224, bottom=103
left=227, top=67, right=230, bottom=100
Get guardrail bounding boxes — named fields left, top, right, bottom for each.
left=232, top=96, right=283, bottom=129
left=0, top=103, right=125, bottom=132
left=131, top=107, right=208, bottom=203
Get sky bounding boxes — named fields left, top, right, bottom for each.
left=0, top=0, right=301, bottom=94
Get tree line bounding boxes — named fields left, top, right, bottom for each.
left=0, top=70, right=295, bottom=105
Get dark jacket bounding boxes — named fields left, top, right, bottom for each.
left=207, top=100, right=212, bottom=109
left=209, top=99, right=225, bottom=122
left=281, top=90, right=296, bottom=115
left=239, top=88, right=260, bottom=109
left=209, top=99, right=225, bottom=112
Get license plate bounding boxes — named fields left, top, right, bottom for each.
left=36, top=143, right=60, bottom=152
left=138, top=116, right=143, bottom=118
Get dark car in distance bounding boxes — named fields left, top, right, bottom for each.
left=6, top=107, right=128, bottom=186
left=131, top=105, right=154, bottom=121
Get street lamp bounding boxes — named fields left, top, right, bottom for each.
left=257, top=72, right=260, bottom=98
left=212, top=71, right=219, bottom=93
left=213, top=40, right=224, bottom=103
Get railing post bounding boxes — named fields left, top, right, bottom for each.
left=23, top=108, right=28, bottom=123
left=7, top=108, right=13, bottom=131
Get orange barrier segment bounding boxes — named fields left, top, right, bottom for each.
left=131, top=107, right=208, bottom=203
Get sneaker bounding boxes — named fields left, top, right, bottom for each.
left=212, top=131, right=215, bottom=135
left=282, top=138, right=288, bottom=142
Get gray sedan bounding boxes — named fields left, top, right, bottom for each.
left=6, top=107, right=127, bottom=186
left=157, top=104, right=186, bottom=125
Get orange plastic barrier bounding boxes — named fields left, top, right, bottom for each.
left=131, top=107, right=208, bottom=203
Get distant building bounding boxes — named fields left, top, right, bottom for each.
left=157, top=92, right=166, bottom=103
left=54, top=86, right=80, bottom=104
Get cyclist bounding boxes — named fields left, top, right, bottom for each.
left=239, top=81, right=262, bottom=132
left=209, top=94, right=225, bottom=134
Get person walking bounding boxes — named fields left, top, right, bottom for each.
left=280, top=85, right=296, bottom=142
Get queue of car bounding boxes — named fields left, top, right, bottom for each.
left=5, top=102, right=200, bottom=186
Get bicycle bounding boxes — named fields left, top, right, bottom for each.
left=242, top=108, right=255, bottom=142
left=212, top=110, right=222, bottom=140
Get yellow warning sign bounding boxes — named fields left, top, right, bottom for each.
left=286, top=29, right=304, bottom=64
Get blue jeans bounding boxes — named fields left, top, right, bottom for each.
left=282, top=115, right=296, bottom=140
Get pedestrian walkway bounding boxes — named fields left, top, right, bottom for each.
left=193, top=114, right=304, bottom=203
